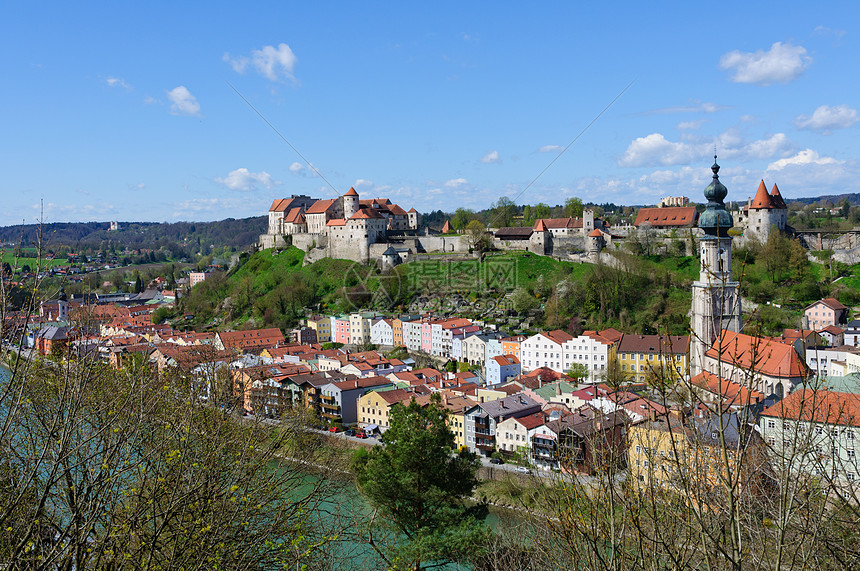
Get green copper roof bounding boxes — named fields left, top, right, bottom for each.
left=699, top=156, right=734, bottom=238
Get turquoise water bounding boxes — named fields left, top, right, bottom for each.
left=0, top=362, right=523, bottom=568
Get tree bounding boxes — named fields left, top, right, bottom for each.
left=566, top=362, right=590, bottom=383
left=490, top=197, right=516, bottom=228
left=352, top=399, right=490, bottom=570
left=465, top=220, right=491, bottom=251
left=451, top=208, right=475, bottom=232
left=564, top=197, right=584, bottom=218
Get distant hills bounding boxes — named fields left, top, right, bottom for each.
left=0, top=217, right=266, bottom=253
left=789, top=194, right=860, bottom=206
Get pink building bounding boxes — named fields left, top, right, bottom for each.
left=332, top=316, right=351, bottom=345
left=804, top=298, right=848, bottom=331
left=421, top=321, right=433, bottom=353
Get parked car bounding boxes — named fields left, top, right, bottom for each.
left=355, top=431, right=367, bottom=439
left=489, top=457, right=504, bottom=465
left=515, top=466, right=531, bottom=474
left=328, top=426, right=340, bottom=433
left=344, top=429, right=356, bottom=437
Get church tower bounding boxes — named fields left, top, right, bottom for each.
left=690, top=157, right=742, bottom=376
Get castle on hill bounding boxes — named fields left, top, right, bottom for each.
left=259, top=188, right=422, bottom=263
left=735, top=180, right=788, bottom=242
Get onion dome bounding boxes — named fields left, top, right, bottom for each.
left=57, top=286, right=68, bottom=302
left=698, top=156, right=734, bottom=238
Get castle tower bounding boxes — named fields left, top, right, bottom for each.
left=587, top=228, right=604, bottom=262
left=690, top=157, right=742, bottom=376
left=343, top=187, right=359, bottom=220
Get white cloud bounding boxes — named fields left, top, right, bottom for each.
left=814, top=25, right=846, bottom=39
left=444, top=177, right=468, bottom=188
left=719, top=42, right=811, bottom=85
left=214, top=168, right=279, bottom=191
left=619, top=133, right=695, bottom=167
left=539, top=145, right=564, bottom=153
left=677, top=120, right=704, bottom=130
left=767, top=149, right=841, bottom=171
left=481, top=150, right=500, bottom=164
left=106, top=77, right=131, bottom=90
left=735, top=133, right=791, bottom=160
left=354, top=179, right=373, bottom=187
left=166, top=86, right=200, bottom=116
left=143, top=95, right=159, bottom=105
left=795, top=104, right=858, bottom=132
left=224, top=43, right=298, bottom=82
left=646, top=102, right=723, bottom=115
left=619, top=131, right=793, bottom=168
left=289, top=162, right=305, bottom=175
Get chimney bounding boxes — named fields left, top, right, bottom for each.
left=556, top=383, right=562, bottom=397
left=355, top=379, right=359, bottom=389
left=444, top=394, right=449, bottom=406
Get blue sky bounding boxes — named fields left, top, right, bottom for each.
left=3, top=2, right=859, bottom=225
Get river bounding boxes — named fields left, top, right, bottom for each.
left=0, top=362, right=532, bottom=569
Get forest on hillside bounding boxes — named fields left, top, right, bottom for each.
left=0, top=217, right=266, bottom=258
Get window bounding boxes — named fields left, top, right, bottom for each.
left=848, top=431, right=855, bottom=440
left=635, top=445, right=641, bottom=453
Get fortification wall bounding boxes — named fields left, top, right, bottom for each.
left=548, top=236, right=586, bottom=255
left=414, top=235, right=469, bottom=253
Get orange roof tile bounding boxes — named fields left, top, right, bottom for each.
left=750, top=180, right=775, bottom=209
left=305, top=198, right=337, bottom=215
left=534, top=219, right=548, bottom=232
left=633, top=206, right=697, bottom=228
left=769, top=183, right=787, bottom=209
left=705, top=331, right=810, bottom=379
left=690, top=370, right=766, bottom=406
left=761, top=388, right=860, bottom=427
left=344, top=187, right=359, bottom=197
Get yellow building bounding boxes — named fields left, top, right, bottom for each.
left=357, top=388, right=412, bottom=429
left=617, top=334, right=689, bottom=383
left=306, top=316, right=332, bottom=343
left=414, top=391, right=476, bottom=450
left=627, top=413, right=765, bottom=501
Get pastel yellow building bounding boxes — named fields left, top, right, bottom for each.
left=357, top=388, right=412, bottom=429
left=306, top=316, right=332, bottom=343
left=617, top=334, right=689, bottom=383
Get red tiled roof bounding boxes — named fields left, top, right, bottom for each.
left=284, top=207, right=305, bottom=224
left=534, top=219, right=548, bottom=232
left=326, top=219, right=346, bottom=226
left=305, top=198, right=337, bottom=215
left=344, top=187, right=359, bottom=197
left=218, top=328, right=284, bottom=350
left=441, top=220, right=452, bottom=233
left=750, top=180, right=774, bottom=209
left=690, top=371, right=766, bottom=406
left=705, top=331, right=810, bottom=379
left=809, top=297, right=848, bottom=312
left=542, top=329, right=574, bottom=344
left=351, top=208, right=384, bottom=220
left=514, top=412, right=546, bottom=430
left=408, top=207, right=418, bottom=213
left=769, top=183, right=787, bottom=209
left=820, top=325, right=846, bottom=335
left=269, top=198, right=294, bottom=212
left=588, top=229, right=603, bottom=237
left=761, top=388, right=860, bottom=427
left=618, top=334, right=689, bottom=355
left=493, top=355, right=520, bottom=366
left=633, top=206, right=697, bottom=228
